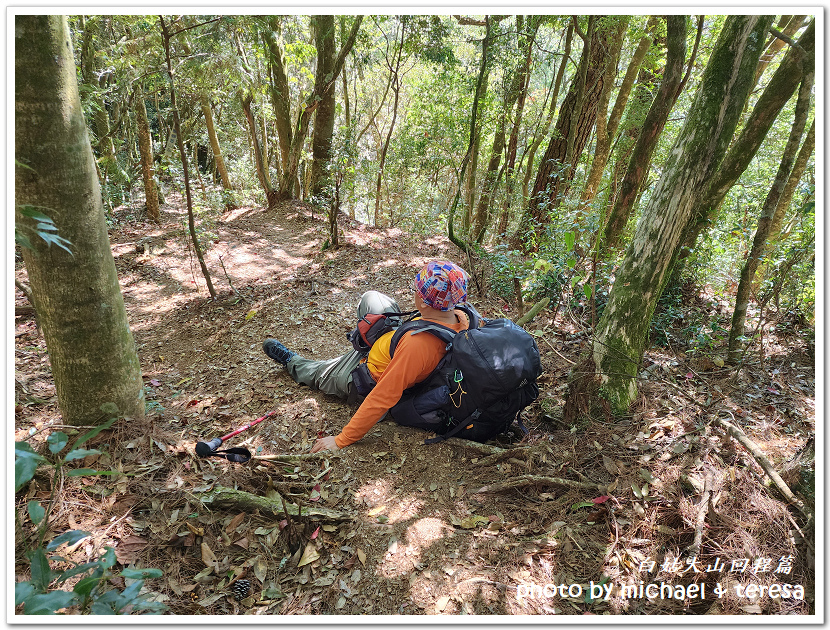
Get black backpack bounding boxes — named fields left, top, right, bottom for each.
left=383, top=306, right=542, bottom=444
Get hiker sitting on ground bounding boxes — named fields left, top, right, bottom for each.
left=263, top=261, right=471, bottom=453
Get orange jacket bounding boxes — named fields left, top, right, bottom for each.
left=334, top=311, right=469, bottom=448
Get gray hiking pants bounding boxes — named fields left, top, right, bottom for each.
left=285, top=291, right=400, bottom=399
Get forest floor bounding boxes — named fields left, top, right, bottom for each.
left=14, top=193, right=816, bottom=617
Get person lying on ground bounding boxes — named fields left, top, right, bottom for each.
left=263, top=260, right=471, bottom=453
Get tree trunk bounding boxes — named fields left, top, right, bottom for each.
left=604, top=16, right=688, bottom=249
left=133, top=83, right=159, bottom=223
left=581, top=16, right=654, bottom=209
left=310, top=15, right=336, bottom=200
left=497, top=16, right=539, bottom=237
left=263, top=17, right=292, bottom=183
left=447, top=17, right=493, bottom=255
left=160, top=16, right=216, bottom=298
left=475, top=16, right=539, bottom=242
left=278, top=17, right=363, bottom=200
left=769, top=119, right=814, bottom=243
left=520, top=23, right=573, bottom=205
left=374, top=22, right=406, bottom=227
left=200, top=95, right=232, bottom=190
left=591, top=15, right=772, bottom=414
left=15, top=15, right=145, bottom=425
left=520, top=16, right=613, bottom=246
left=240, top=91, right=278, bottom=208
left=754, top=15, right=806, bottom=86
left=728, top=62, right=813, bottom=361
left=677, top=19, right=814, bottom=258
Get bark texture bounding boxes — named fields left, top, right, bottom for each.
left=580, top=16, right=637, bottom=208
left=604, top=16, right=687, bottom=249
left=521, top=17, right=614, bottom=244
left=310, top=15, right=336, bottom=200
left=133, top=83, right=160, bottom=222
left=678, top=19, right=814, bottom=258
left=201, top=95, right=232, bottom=190
left=728, top=60, right=813, bottom=360
left=591, top=15, right=772, bottom=414
left=263, top=17, right=293, bottom=187
left=15, top=15, right=145, bottom=425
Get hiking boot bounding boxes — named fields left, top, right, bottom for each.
left=263, top=339, right=296, bottom=366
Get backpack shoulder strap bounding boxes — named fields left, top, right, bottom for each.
left=389, top=320, right=457, bottom=357
left=456, top=304, right=482, bottom=329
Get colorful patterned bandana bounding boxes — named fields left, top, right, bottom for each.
left=414, top=261, right=468, bottom=311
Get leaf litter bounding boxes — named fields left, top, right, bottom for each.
left=13, top=196, right=815, bottom=616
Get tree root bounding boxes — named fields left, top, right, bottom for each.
left=253, top=453, right=341, bottom=463
left=198, top=485, right=351, bottom=521
left=716, top=416, right=811, bottom=518
left=474, top=474, right=603, bottom=494
left=474, top=443, right=547, bottom=467
left=515, top=297, right=550, bottom=327
left=444, top=438, right=507, bottom=457
left=683, top=470, right=713, bottom=558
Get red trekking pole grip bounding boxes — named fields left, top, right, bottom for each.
left=219, top=409, right=279, bottom=442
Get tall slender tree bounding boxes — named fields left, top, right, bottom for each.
left=160, top=15, right=216, bottom=297
left=589, top=15, right=773, bottom=414
left=201, top=95, right=233, bottom=191
left=603, top=16, right=689, bottom=249
left=677, top=19, right=814, bottom=258
left=133, top=82, right=160, bottom=222
left=16, top=14, right=145, bottom=425
left=728, top=59, right=814, bottom=360
left=278, top=16, right=363, bottom=199
left=580, top=16, right=653, bottom=210
left=310, top=15, right=337, bottom=199
left=519, top=16, right=615, bottom=247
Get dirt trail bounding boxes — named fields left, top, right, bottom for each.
left=14, top=197, right=815, bottom=616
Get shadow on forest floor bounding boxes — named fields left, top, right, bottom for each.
left=14, top=194, right=816, bottom=617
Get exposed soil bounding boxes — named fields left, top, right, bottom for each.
left=14, top=193, right=816, bottom=616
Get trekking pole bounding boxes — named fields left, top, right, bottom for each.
left=194, top=409, right=279, bottom=463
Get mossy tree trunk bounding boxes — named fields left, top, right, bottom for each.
left=519, top=16, right=613, bottom=247
left=201, top=95, right=232, bottom=191
left=133, top=82, right=160, bottom=222
left=15, top=15, right=145, bottom=425
left=768, top=120, right=814, bottom=243
left=278, top=16, right=362, bottom=200
left=728, top=61, right=813, bottom=361
left=677, top=19, right=814, bottom=259
left=591, top=15, right=772, bottom=414
left=262, top=17, right=296, bottom=195
left=603, top=16, right=688, bottom=249
left=310, top=15, right=337, bottom=201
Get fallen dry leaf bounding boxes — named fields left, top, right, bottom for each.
left=226, top=513, right=245, bottom=534
left=254, top=557, right=267, bottom=583
left=115, top=535, right=147, bottom=565
left=357, top=548, right=366, bottom=566
left=186, top=522, right=205, bottom=537
left=200, top=542, right=218, bottom=568
left=298, top=542, right=320, bottom=567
